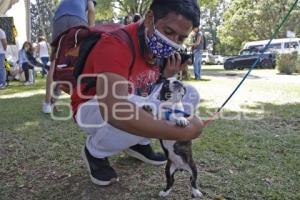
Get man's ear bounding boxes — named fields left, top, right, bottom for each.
left=144, top=11, right=154, bottom=36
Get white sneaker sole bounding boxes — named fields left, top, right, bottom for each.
left=42, top=103, right=52, bottom=114
left=81, top=147, right=114, bottom=186
left=125, top=148, right=167, bottom=166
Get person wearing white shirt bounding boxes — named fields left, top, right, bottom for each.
left=37, top=36, right=50, bottom=78
left=0, top=28, right=7, bottom=89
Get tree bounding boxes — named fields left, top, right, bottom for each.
left=95, top=0, right=152, bottom=20
left=218, top=0, right=300, bottom=55
left=199, top=0, right=228, bottom=54
left=95, top=0, right=218, bottom=20
left=30, top=0, right=57, bottom=43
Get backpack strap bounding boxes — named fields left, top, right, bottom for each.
left=111, top=28, right=136, bottom=78
left=81, top=28, right=136, bottom=93
left=74, top=32, right=101, bottom=79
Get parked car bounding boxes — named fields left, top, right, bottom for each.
left=213, top=55, right=226, bottom=65
left=224, top=47, right=276, bottom=70
left=201, top=52, right=215, bottom=65
left=243, top=38, right=300, bottom=54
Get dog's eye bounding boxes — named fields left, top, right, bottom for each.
left=165, top=92, right=172, bottom=99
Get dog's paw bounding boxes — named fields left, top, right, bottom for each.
left=191, top=188, right=203, bottom=198
left=175, top=117, right=190, bottom=127
left=159, top=190, right=171, bottom=197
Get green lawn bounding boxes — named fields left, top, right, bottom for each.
left=1, top=67, right=300, bottom=200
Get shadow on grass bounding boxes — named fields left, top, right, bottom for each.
left=202, top=67, right=264, bottom=80
left=1, top=94, right=300, bottom=200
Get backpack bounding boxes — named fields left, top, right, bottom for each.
left=51, top=24, right=136, bottom=94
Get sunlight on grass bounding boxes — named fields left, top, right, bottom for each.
left=0, top=89, right=45, bottom=99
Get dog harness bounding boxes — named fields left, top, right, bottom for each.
left=162, top=107, right=190, bottom=121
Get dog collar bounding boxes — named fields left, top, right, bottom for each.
left=163, top=107, right=190, bottom=121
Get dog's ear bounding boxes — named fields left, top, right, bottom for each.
left=183, top=87, right=187, bottom=96
left=158, top=80, right=170, bottom=101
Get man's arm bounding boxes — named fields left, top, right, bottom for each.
left=87, top=0, right=96, bottom=27
left=186, top=33, right=201, bottom=48
left=36, top=43, right=40, bottom=57
left=192, top=33, right=202, bottom=48
left=96, top=72, right=203, bottom=141
left=1, top=38, right=7, bottom=51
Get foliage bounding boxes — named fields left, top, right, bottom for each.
left=95, top=0, right=152, bottom=20
left=218, top=0, right=300, bottom=55
left=30, top=0, right=56, bottom=43
left=0, top=17, right=16, bottom=45
left=295, top=54, right=300, bottom=74
left=276, top=52, right=298, bottom=74
left=95, top=0, right=220, bottom=20
left=200, top=0, right=228, bottom=54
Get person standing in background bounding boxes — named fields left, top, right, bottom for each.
left=132, top=13, right=141, bottom=23
left=37, top=36, right=50, bottom=78
left=191, top=27, right=204, bottom=80
left=42, top=0, right=97, bottom=114
left=123, top=15, right=133, bottom=25
left=0, top=27, right=7, bottom=89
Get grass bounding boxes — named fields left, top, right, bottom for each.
left=0, top=66, right=300, bottom=200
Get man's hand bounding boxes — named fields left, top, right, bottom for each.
left=163, top=52, right=190, bottom=78
left=184, top=115, right=203, bottom=140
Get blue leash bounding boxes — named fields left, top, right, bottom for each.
left=204, top=0, right=299, bottom=126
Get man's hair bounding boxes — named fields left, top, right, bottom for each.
left=150, top=0, right=200, bottom=28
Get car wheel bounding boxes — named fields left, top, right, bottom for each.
left=261, top=60, right=273, bottom=69
left=224, top=62, right=233, bottom=70
left=201, top=61, right=207, bottom=65
left=217, top=61, right=221, bottom=65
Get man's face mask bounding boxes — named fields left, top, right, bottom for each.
left=146, top=23, right=183, bottom=58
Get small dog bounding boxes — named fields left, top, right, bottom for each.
left=143, top=78, right=203, bottom=198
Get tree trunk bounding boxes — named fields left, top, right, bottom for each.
left=0, top=0, right=19, bottom=14
left=25, top=0, right=31, bottom=42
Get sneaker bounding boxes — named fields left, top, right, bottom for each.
left=125, top=144, right=167, bottom=166
left=81, top=147, right=118, bottom=186
left=0, top=84, right=6, bottom=90
left=42, top=102, right=52, bottom=114
left=24, top=81, right=31, bottom=86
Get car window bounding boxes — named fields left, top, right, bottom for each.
left=240, top=49, right=258, bottom=55
left=284, top=42, right=299, bottom=49
left=248, top=45, right=263, bottom=49
left=268, top=43, right=282, bottom=49
left=240, top=50, right=250, bottom=55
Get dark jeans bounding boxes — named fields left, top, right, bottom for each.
left=22, top=63, right=33, bottom=82
left=40, top=57, right=49, bottom=76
